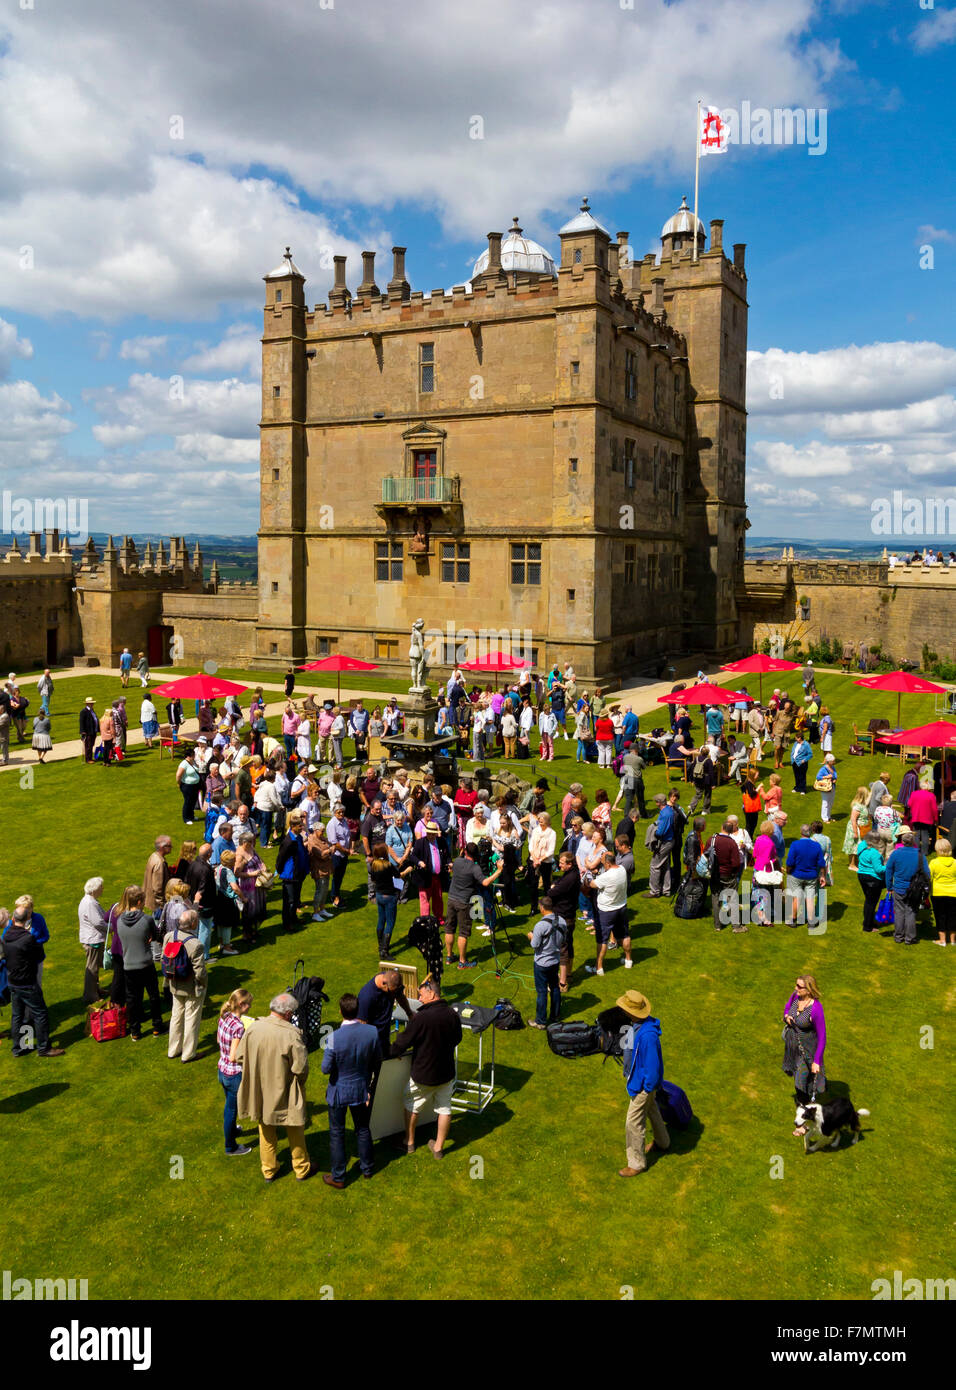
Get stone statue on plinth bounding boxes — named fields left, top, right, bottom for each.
left=409, top=618, right=429, bottom=693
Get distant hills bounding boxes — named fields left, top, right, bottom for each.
left=747, top=536, right=889, bottom=562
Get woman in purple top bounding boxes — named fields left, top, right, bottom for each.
left=782, top=973, right=827, bottom=1135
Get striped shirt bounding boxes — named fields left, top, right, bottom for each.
left=217, top=1013, right=245, bottom=1076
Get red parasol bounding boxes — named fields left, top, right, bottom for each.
left=297, top=654, right=380, bottom=703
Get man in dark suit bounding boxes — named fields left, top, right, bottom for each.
left=79, top=696, right=99, bottom=763
left=321, top=993, right=382, bottom=1188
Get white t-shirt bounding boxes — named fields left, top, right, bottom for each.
left=593, top=865, right=628, bottom=912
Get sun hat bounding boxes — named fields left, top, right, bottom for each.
left=84, top=696, right=95, bottom=704
left=425, top=820, right=441, bottom=834
left=616, top=990, right=652, bottom=1021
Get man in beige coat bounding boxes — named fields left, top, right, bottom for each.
left=143, top=836, right=172, bottom=915
left=235, top=993, right=317, bottom=1182
left=163, top=908, right=207, bottom=1063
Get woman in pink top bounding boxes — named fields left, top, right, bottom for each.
left=906, top=786, right=938, bottom=857
left=763, top=774, right=783, bottom=814
left=750, top=819, right=780, bottom=926
left=281, top=703, right=299, bottom=758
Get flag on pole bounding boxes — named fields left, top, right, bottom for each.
left=699, top=105, right=728, bottom=155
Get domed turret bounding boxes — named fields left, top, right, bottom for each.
left=471, top=218, right=557, bottom=280
left=661, top=196, right=705, bottom=256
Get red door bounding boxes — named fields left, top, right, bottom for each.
left=413, top=450, right=437, bottom=500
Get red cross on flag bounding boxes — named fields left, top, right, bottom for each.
left=699, top=105, right=728, bottom=155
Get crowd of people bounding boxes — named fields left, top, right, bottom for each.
left=3, top=653, right=954, bottom=1182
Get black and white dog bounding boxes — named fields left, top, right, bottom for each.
left=795, top=1097, right=870, bottom=1152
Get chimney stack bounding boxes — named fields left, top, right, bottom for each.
left=388, top=246, right=410, bottom=300
left=483, top=231, right=504, bottom=281
left=358, top=250, right=380, bottom=297
left=650, top=276, right=665, bottom=316
left=329, top=255, right=351, bottom=308
left=709, top=219, right=724, bottom=252
left=44, top=527, right=59, bottom=558
left=733, top=243, right=746, bottom=271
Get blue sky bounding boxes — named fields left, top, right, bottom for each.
left=0, top=0, right=955, bottom=541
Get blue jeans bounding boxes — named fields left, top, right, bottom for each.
left=328, top=1100, right=373, bottom=1180
left=219, top=1068, right=242, bottom=1151
left=576, top=739, right=588, bottom=762
left=10, top=982, right=51, bottom=1053
left=376, top=892, right=398, bottom=950
left=197, top=915, right=213, bottom=961
left=284, top=735, right=295, bottom=757
left=258, top=811, right=273, bottom=848
left=533, top=962, right=561, bottom=1026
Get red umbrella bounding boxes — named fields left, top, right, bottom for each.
left=297, top=653, right=379, bottom=703
left=151, top=673, right=248, bottom=700
left=657, top=682, right=746, bottom=706
left=721, top=653, right=802, bottom=703
left=854, top=669, right=948, bottom=729
left=879, top=720, right=956, bottom=750
left=460, top=651, right=530, bottom=690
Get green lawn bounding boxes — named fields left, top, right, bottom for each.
left=0, top=670, right=952, bottom=1301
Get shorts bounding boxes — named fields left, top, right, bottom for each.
left=554, top=708, right=566, bottom=725
left=446, top=899, right=473, bottom=936
left=405, top=1076, right=455, bottom=1116
left=773, top=733, right=786, bottom=749
left=787, top=875, right=817, bottom=907
left=557, top=917, right=575, bottom=964
left=595, top=905, right=629, bottom=944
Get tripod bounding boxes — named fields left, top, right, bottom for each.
left=473, top=895, right=532, bottom=988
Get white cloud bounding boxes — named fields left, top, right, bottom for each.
left=916, top=224, right=955, bottom=245
left=748, top=341, right=956, bottom=417
left=912, top=8, right=956, bottom=51
left=0, top=0, right=842, bottom=319
left=752, top=439, right=859, bottom=477
left=0, top=317, right=33, bottom=379
left=87, top=372, right=258, bottom=447
left=175, top=433, right=259, bottom=464
left=119, top=335, right=168, bottom=363
left=183, top=324, right=261, bottom=378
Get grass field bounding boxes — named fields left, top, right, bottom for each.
left=0, top=669, right=953, bottom=1301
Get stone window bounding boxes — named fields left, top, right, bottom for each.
left=271, top=581, right=278, bottom=593
left=511, top=542, right=541, bottom=586
left=316, top=636, right=336, bottom=656
left=625, top=351, right=637, bottom=401
left=375, top=540, right=403, bottom=582
left=569, top=457, right=578, bottom=474
left=624, top=439, right=636, bottom=488
left=647, top=553, right=659, bottom=589
left=375, top=639, right=399, bottom=660
left=270, top=643, right=278, bottom=654
left=441, top=541, right=470, bottom=583
left=570, top=360, right=580, bottom=377
left=573, top=249, right=582, bottom=264
left=275, top=290, right=282, bottom=303
left=272, top=468, right=280, bottom=481
left=567, top=588, right=575, bottom=602
left=273, top=385, right=281, bottom=398
left=419, top=342, right=435, bottom=393
left=624, top=544, right=636, bottom=585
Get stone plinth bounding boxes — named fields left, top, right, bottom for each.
left=380, top=690, right=459, bottom=781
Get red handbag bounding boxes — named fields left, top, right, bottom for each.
left=88, top=1003, right=128, bottom=1041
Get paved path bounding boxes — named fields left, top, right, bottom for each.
left=1, top=662, right=751, bottom=773
left=0, top=671, right=404, bottom=773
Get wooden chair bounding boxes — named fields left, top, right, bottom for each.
left=158, top=723, right=177, bottom=758
left=852, top=723, right=874, bottom=754
left=666, top=758, right=684, bottom=782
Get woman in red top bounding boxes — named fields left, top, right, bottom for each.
left=595, top=714, right=615, bottom=768
left=453, top=779, right=479, bottom=850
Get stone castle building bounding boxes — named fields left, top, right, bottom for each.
left=253, top=195, right=750, bottom=679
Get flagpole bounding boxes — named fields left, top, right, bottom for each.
left=693, top=99, right=701, bottom=264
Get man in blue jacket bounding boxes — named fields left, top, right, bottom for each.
left=619, top=990, right=670, bottom=1177
left=276, top=814, right=310, bottom=932
left=790, top=734, right=813, bottom=794
left=321, top=992, right=382, bottom=1187
left=645, top=794, right=677, bottom=897
left=885, top=829, right=929, bottom=945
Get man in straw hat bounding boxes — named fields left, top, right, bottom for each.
left=79, top=696, right=99, bottom=763
left=617, top=989, right=671, bottom=1178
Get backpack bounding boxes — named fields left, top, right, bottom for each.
left=674, top=871, right=708, bottom=919
left=692, top=754, right=708, bottom=779
left=161, top=928, right=194, bottom=981
left=905, top=864, right=931, bottom=909
left=289, top=959, right=329, bottom=1052
left=657, top=1080, right=694, bottom=1128
left=493, top=998, right=524, bottom=1030
left=695, top=845, right=717, bottom=879
left=546, top=1019, right=606, bottom=1058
